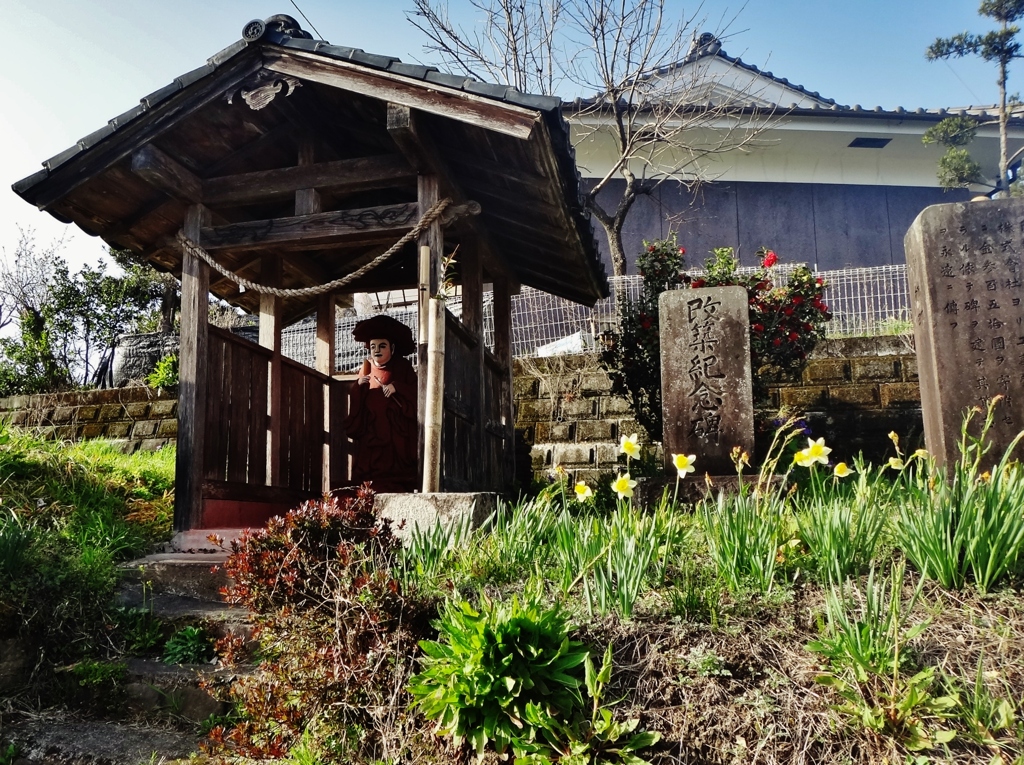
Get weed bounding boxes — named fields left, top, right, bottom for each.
left=0, top=743, right=19, bottom=765
left=666, top=560, right=722, bottom=625
left=953, top=656, right=1020, bottom=753
left=163, top=626, right=214, bottom=665
left=518, top=644, right=661, bottom=765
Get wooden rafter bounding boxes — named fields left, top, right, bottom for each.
left=266, top=50, right=539, bottom=140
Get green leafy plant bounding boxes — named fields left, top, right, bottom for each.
left=162, top=626, right=214, bottom=665
left=896, top=400, right=1024, bottom=593
left=398, top=509, right=474, bottom=590
left=666, top=559, right=722, bottom=625
left=0, top=744, right=20, bottom=765
left=146, top=353, right=178, bottom=389
left=518, top=644, right=661, bottom=765
left=408, top=584, right=588, bottom=758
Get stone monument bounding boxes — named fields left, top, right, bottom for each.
left=905, top=198, right=1024, bottom=468
left=660, top=286, right=754, bottom=475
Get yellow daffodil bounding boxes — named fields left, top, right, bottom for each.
left=672, top=453, right=697, bottom=477
left=833, top=462, right=855, bottom=478
left=619, top=433, right=641, bottom=459
left=913, top=449, right=929, bottom=459
left=794, top=437, right=831, bottom=467
left=574, top=481, right=593, bottom=501
left=888, top=457, right=905, bottom=470
left=611, top=472, right=637, bottom=500
left=554, top=463, right=567, bottom=477
left=888, top=431, right=899, bottom=447
left=980, top=471, right=992, bottom=483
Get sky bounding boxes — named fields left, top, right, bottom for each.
left=0, top=0, right=1012, bottom=273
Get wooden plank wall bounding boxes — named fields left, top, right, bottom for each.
left=441, top=309, right=506, bottom=492
left=203, top=327, right=270, bottom=487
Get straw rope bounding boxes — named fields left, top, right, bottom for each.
left=174, top=197, right=452, bottom=298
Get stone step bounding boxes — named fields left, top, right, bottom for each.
left=122, top=657, right=252, bottom=726
left=121, top=551, right=231, bottom=602
left=114, top=587, right=251, bottom=642
left=1, top=716, right=198, bottom=765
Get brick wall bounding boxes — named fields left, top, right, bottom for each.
left=0, top=387, right=178, bottom=453
left=514, top=336, right=924, bottom=481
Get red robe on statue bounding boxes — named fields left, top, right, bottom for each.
left=344, top=356, right=418, bottom=492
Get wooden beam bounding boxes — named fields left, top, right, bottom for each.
left=199, top=202, right=419, bottom=251
left=266, top=50, right=539, bottom=140
left=260, top=255, right=284, bottom=486
left=31, top=54, right=263, bottom=211
left=386, top=104, right=519, bottom=287
left=203, top=154, right=416, bottom=207
left=462, top=241, right=486, bottom=486
left=174, top=204, right=211, bottom=532
left=131, top=145, right=202, bottom=203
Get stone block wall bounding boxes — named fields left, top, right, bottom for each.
left=514, top=354, right=646, bottom=484
left=0, top=387, right=178, bottom=453
left=514, top=336, right=924, bottom=482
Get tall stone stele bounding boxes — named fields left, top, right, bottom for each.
left=905, top=198, right=1024, bottom=468
left=660, top=286, right=754, bottom=475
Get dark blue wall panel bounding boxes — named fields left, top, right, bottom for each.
left=586, top=179, right=970, bottom=275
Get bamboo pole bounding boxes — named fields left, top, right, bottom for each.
left=422, top=297, right=446, bottom=493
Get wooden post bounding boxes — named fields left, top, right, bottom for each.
left=174, top=204, right=211, bottom=532
left=316, top=294, right=335, bottom=493
left=493, top=276, right=514, bottom=488
left=462, top=243, right=485, bottom=488
left=298, top=135, right=334, bottom=494
left=260, top=255, right=283, bottom=486
left=417, top=174, right=443, bottom=487
left=422, top=298, right=446, bottom=492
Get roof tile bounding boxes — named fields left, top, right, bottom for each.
left=109, top=104, right=147, bottom=129
left=43, top=144, right=83, bottom=171
left=176, top=63, right=216, bottom=89
left=142, top=82, right=182, bottom=109
left=424, top=70, right=470, bottom=89
left=78, top=124, right=115, bottom=149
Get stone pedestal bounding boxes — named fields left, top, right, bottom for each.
left=374, top=492, right=496, bottom=541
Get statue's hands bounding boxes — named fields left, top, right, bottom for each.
left=381, top=383, right=396, bottom=397
left=357, top=375, right=370, bottom=385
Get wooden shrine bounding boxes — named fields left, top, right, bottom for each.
left=13, top=14, right=608, bottom=532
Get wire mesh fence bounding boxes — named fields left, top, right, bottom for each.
left=275, top=263, right=912, bottom=368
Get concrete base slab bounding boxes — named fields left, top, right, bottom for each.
left=167, top=527, right=244, bottom=552
left=374, top=492, right=497, bottom=541
left=121, top=551, right=231, bottom=600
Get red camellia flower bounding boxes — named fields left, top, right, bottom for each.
left=692, top=278, right=706, bottom=288
left=816, top=277, right=824, bottom=286
left=791, top=295, right=804, bottom=305
left=773, top=337, right=782, bottom=346
left=641, top=318, right=652, bottom=330
left=762, top=250, right=778, bottom=268
left=648, top=245, right=656, bottom=252
left=789, top=332, right=799, bottom=341
left=804, top=322, right=813, bottom=331
left=784, top=307, right=794, bottom=316
left=753, top=323, right=764, bottom=333
left=678, top=246, right=686, bottom=255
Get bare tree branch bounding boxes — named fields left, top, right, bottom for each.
left=407, top=0, right=775, bottom=275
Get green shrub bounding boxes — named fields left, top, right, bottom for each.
left=408, top=584, right=588, bottom=758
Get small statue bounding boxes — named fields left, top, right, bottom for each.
left=344, top=315, right=418, bottom=492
